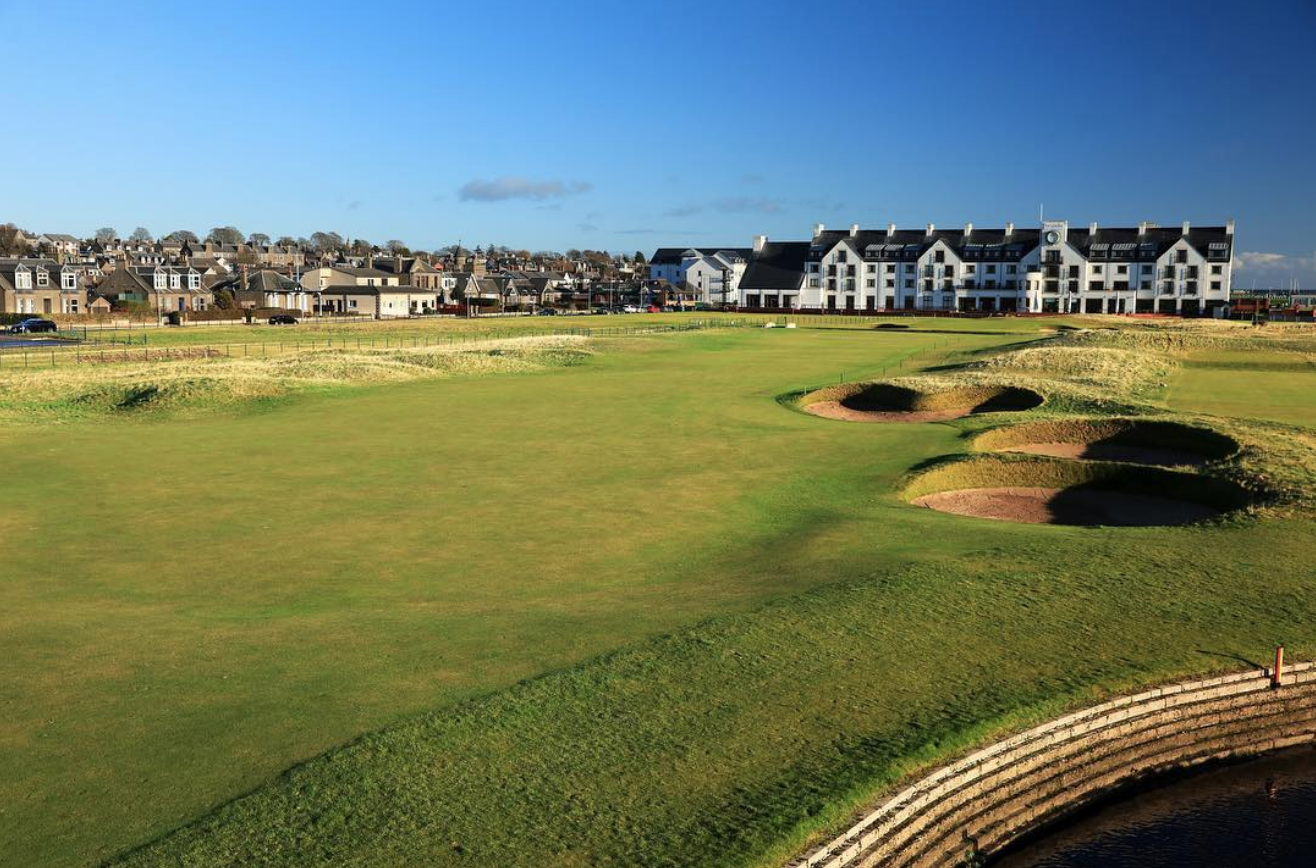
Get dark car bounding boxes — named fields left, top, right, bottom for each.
left=536, top=308, right=558, bottom=316
left=268, top=314, right=299, bottom=325
left=8, top=318, right=58, bottom=334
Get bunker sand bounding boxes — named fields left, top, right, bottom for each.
left=912, top=486, right=1221, bottom=526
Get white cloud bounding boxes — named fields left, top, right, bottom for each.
left=1232, top=251, right=1316, bottom=288
left=459, top=177, right=593, bottom=202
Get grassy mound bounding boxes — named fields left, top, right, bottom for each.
left=973, top=418, right=1239, bottom=466
left=903, top=455, right=1254, bottom=526
left=0, top=336, right=592, bottom=422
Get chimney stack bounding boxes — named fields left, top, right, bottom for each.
left=1226, top=219, right=1235, bottom=236
left=886, top=223, right=896, bottom=238
left=1005, top=222, right=1014, bottom=237
left=926, top=223, right=935, bottom=236
left=1089, top=221, right=1098, bottom=235
left=812, top=223, right=825, bottom=239
left=964, top=222, right=973, bottom=237
left=1182, top=220, right=1191, bottom=236
left=1138, top=221, right=1150, bottom=236
left=849, top=223, right=859, bottom=237
left=752, top=234, right=767, bottom=253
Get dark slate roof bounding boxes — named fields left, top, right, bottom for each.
left=649, top=246, right=753, bottom=265
left=1067, top=226, right=1233, bottom=259
left=808, top=225, right=1232, bottom=261
left=810, top=228, right=1041, bottom=261
left=244, top=270, right=298, bottom=292
left=740, top=242, right=811, bottom=291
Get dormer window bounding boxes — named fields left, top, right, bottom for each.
left=170, top=273, right=181, bottom=289
left=15, top=269, right=31, bottom=289
left=154, top=272, right=166, bottom=290
left=36, top=270, right=49, bottom=287
left=187, top=273, right=200, bottom=290
left=62, top=270, right=77, bottom=290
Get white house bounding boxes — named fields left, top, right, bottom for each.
left=737, top=221, right=1233, bottom=315
left=648, top=246, right=752, bottom=303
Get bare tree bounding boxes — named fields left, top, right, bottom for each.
left=310, top=231, right=344, bottom=252
left=165, top=229, right=199, bottom=243
left=207, top=226, right=244, bottom=245
left=95, top=227, right=117, bottom=243
left=248, top=232, right=271, bottom=247
left=129, top=227, right=153, bottom=243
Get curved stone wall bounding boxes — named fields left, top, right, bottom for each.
left=789, top=662, right=1316, bottom=868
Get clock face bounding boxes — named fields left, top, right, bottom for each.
left=1045, top=230, right=1060, bottom=245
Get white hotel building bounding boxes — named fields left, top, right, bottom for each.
left=736, top=220, right=1234, bottom=315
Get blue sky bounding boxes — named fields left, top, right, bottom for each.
left=3, top=0, right=1314, bottom=284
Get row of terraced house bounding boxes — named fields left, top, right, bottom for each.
left=654, top=219, right=1235, bottom=316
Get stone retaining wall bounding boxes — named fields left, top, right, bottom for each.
left=790, top=662, right=1316, bottom=868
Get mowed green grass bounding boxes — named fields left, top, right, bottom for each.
left=8, top=324, right=1314, bottom=868
left=0, top=327, right=1008, bottom=867
left=1166, top=348, right=1316, bottom=426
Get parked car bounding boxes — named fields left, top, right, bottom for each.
left=536, top=308, right=558, bottom=316
left=268, top=314, right=299, bottom=325
left=646, top=305, right=663, bottom=313
left=622, top=305, right=641, bottom=314
left=8, top=318, right=58, bottom=334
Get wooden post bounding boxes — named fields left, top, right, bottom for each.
left=1272, top=645, right=1285, bottom=688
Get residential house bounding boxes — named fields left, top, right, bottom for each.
left=0, top=258, right=88, bottom=314
left=234, top=270, right=311, bottom=312
left=95, top=265, right=213, bottom=313
left=299, top=264, right=438, bottom=317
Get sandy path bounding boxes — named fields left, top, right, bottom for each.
left=1001, top=442, right=1209, bottom=467
left=803, top=401, right=970, bottom=423
left=912, top=486, right=1220, bottom=526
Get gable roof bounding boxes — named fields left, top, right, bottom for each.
left=740, top=242, right=811, bottom=291
left=649, top=246, right=753, bottom=266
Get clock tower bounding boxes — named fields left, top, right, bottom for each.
left=1041, top=220, right=1068, bottom=248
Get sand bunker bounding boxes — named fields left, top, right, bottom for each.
left=802, top=383, right=1043, bottom=424
left=912, top=486, right=1221, bottom=526
left=977, top=419, right=1237, bottom=467
left=804, top=403, right=971, bottom=423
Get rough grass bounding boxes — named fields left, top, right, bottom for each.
left=0, top=335, right=591, bottom=422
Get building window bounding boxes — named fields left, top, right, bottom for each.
left=170, top=274, right=181, bottom=289
left=1093, top=265, right=1103, bottom=275
left=1211, top=281, right=1222, bottom=290
left=62, top=271, right=77, bottom=290
left=1211, top=265, right=1222, bottom=275
left=188, top=274, right=200, bottom=290
left=934, top=250, right=945, bottom=263
left=886, top=264, right=895, bottom=273
left=944, top=265, right=955, bottom=277
left=866, top=278, right=875, bottom=288
left=1142, top=264, right=1152, bottom=275
left=36, top=270, right=48, bottom=287
left=885, top=278, right=895, bottom=288
left=1117, top=264, right=1128, bottom=275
